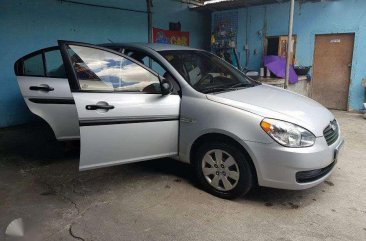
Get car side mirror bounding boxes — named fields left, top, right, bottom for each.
left=160, top=76, right=173, bottom=96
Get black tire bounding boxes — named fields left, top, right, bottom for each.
left=193, top=141, right=254, bottom=199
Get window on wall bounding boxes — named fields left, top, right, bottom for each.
left=265, top=36, right=297, bottom=65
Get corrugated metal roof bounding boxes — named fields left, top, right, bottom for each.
left=191, top=0, right=327, bottom=11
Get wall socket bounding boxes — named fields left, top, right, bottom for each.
left=362, top=78, right=366, bottom=87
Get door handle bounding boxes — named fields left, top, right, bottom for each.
left=85, top=104, right=115, bottom=110
left=29, top=85, right=54, bottom=92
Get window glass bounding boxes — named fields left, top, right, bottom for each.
left=124, top=49, right=181, bottom=94
left=45, top=50, right=66, bottom=78
left=67, top=45, right=161, bottom=93
left=160, top=50, right=258, bottom=94
left=151, top=60, right=166, bottom=76
left=125, top=50, right=166, bottom=76
left=23, top=54, right=44, bottom=76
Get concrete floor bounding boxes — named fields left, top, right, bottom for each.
left=0, top=111, right=365, bottom=241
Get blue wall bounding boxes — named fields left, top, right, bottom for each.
left=0, top=0, right=209, bottom=127
left=213, top=0, right=366, bottom=111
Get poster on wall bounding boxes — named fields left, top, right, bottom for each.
left=153, top=28, right=189, bottom=46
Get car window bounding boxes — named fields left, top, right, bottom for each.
left=67, top=45, right=161, bottom=93
left=23, top=53, right=45, bottom=76
left=125, top=50, right=166, bottom=76
left=124, top=49, right=181, bottom=95
left=45, top=50, right=67, bottom=78
left=151, top=61, right=166, bottom=76
left=17, top=48, right=67, bottom=78
left=160, top=50, right=257, bottom=93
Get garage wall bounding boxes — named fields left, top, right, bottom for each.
left=0, top=0, right=209, bottom=128
left=212, top=0, right=366, bottom=111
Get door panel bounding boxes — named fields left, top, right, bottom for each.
left=58, top=41, right=180, bottom=170
left=312, top=34, right=354, bottom=110
left=76, top=93, right=179, bottom=170
left=17, top=76, right=72, bottom=99
left=16, top=76, right=79, bottom=140
left=74, top=93, right=179, bottom=121
left=24, top=98, right=79, bottom=140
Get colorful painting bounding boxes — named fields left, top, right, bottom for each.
left=153, top=28, right=189, bottom=46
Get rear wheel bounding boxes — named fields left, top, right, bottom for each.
left=193, top=141, right=253, bottom=199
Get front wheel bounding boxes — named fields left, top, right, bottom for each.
left=193, top=142, right=254, bottom=199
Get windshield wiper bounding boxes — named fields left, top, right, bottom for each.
left=229, top=82, right=258, bottom=88
left=200, top=86, right=238, bottom=94
left=201, top=82, right=259, bottom=94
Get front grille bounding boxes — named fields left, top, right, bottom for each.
left=323, top=119, right=339, bottom=146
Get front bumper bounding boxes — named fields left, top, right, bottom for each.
left=245, top=135, right=344, bottom=190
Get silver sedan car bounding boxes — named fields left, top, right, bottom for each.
left=14, top=41, right=344, bottom=199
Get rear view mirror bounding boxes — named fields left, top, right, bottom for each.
left=160, top=76, right=173, bottom=95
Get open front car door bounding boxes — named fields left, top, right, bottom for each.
left=58, top=41, right=180, bottom=171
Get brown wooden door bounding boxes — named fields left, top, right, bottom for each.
left=312, top=33, right=354, bottom=110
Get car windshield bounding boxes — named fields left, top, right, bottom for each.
left=159, top=50, right=259, bottom=93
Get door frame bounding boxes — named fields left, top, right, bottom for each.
left=310, top=32, right=355, bottom=111
left=264, top=35, right=297, bottom=65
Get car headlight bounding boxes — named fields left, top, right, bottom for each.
left=260, top=118, right=316, bottom=147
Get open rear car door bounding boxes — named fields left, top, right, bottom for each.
left=58, top=41, right=180, bottom=170
left=14, top=47, right=79, bottom=140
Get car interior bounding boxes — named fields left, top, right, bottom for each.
left=123, top=49, right=181, bottom=95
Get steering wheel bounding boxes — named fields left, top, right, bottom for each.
left=193, top=73, right=214, bottom=88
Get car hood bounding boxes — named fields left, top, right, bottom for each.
left=206, top=84, right=334, bottom=137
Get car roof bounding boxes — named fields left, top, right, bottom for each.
left=15, top=42, right=201, bottom=69
left=100, top=42, right=199, bottom=52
